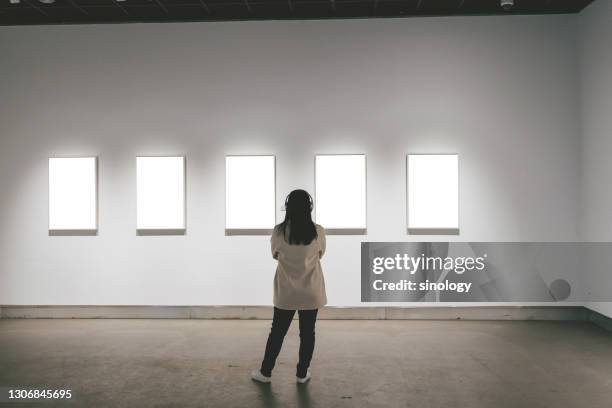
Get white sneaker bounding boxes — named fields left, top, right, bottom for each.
left=296, top=370, right=311, bottom=384
left=251, top=370, right=271, bottom=383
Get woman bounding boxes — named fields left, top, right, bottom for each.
left=251, top=189, right=327, bottom=384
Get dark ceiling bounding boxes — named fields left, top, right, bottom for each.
left=0, top=0, right=596, bottom=26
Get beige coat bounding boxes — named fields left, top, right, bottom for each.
left=271, top=224, right=327, bottom=310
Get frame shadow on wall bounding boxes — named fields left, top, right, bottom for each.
left=225, top=228, right=273, bottom=236
left=49, top=229, right=98, bottom=236
left=325, top=228, right=367, bottom=235
left=407, top=228, right=460, bottom=235
left=137, top=229, right=186, bottom=236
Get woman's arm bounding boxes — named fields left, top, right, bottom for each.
left=318, top=225, right=326, bottom=259
left=271, top=227, right=280, bottom=260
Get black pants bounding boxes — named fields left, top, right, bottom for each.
left=260, top=307, right=318, bottom=378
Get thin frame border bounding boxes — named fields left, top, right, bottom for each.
left=135, top=155, right=187, bottom=235
left=224, top=154, right=276, bottom=236
left=48, top=155, right=99, bottom=236
left=406, top=153, right=460, bottom=235
left=314, top=153, right=367, bottom=234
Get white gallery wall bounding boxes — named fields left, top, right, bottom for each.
left=0, top=14, right=583, bottom=306
left=579, top=0, right=612, bottom=318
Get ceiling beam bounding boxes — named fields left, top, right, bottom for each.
left=23, top=0, right=51, bottom=17
left=198, top=0, right=210, bottom=14
left=0, top=0, right=596, bottom=25
left=112, top=0, right=130, bottom=16
left=67, top=0, right=90, bottom=16
left=153, top=0, right=169, bottom=14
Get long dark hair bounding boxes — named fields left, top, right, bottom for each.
left=278, top=189, right=318, bottom=245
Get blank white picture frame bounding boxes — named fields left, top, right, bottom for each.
left=315, top=154, right=367, bottom=232
left=407, top=154, right=459, bottom=234
left=49, top=157, right=98, bottom=235
left=225, top=155, right=276, bottom=234
left=136, top=156, right=186, bottom=234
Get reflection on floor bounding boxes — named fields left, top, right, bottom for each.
left=1, top=319, right=611, bottom=407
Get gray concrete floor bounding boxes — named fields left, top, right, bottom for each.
left=1, top=319, right=611, bottom=408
